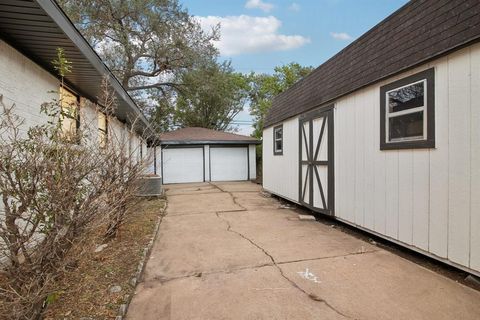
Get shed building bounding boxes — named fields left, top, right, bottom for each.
left=263, top=0, right=480, bottom=277
left=159, top=127, right=259, bottom=184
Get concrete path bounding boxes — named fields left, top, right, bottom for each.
left=127, top=181, right=480, bottom=320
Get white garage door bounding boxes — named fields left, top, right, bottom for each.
left=162, top=147, right=204, bottom=184
left=210, top=147, right=248, bottom=181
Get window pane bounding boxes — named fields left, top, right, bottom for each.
left=388, top=81, right=424, bottom=113
left=389, top=111, right=423, bottom=141
left=275, top=140, right=282, bottom=151
left=275, top=128, right=282, bottom=139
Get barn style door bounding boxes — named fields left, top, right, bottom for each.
left=299, top=108, right=334, bottom=216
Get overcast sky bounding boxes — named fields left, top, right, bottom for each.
left=181, top=0, right=409, bottom=135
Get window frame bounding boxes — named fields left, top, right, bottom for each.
left=380, top=68, right=435, bottom=150
left=273, top=124, right=283, bottom=155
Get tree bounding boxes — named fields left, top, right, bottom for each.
left=173, top=60, right=249, bottom=131
left=248, top=62, right=314, bottom=139
left=58, top=0, right=219, bottom=115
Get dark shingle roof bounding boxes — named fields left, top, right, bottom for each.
left=159, top=127, right=259, bottom=145
left=265, top=0, right=480, bottom=128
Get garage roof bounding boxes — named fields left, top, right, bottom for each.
left=159, top=127, right=260, bottom=145
left=265, top=0, right=480, bottom=128
left=0, top=0, right=154, bottom=137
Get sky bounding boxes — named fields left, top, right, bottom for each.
left=181, top=0, right=409, bottom=135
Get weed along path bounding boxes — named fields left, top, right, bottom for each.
left=126, top=181, right=480, bottom=320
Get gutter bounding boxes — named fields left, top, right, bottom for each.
left=36, top=0, right=154, bottom=137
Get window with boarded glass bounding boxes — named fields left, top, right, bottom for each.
left=273, top=124, right=283, bottom=155
left=380, top=68, right=435, bottom=150
left=98, top=112, right=108, bottom=148
left=59, top=86, right=79, bottom=142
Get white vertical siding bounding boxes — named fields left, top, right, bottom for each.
left=248, top=144, right=256, bottom=180
left=412, top=151, right=429, bottom=251
left=363, top=91, right=376, bottom=231
left=336, top=95, right=356, bottom=223
left=398, top=150, right=413, bottom=245
left=372, top=87, right=387, bottom=235
left=263, top=117, right=299, bottom=202
left=385, top=151, right=399, bottom=239
left=333, top=45, right=480, bottom=274
left=146, top=146, right=161, bottom=175
left=156, top=147, right=162, bottom=176
left=447, top=49, right=471, bottom=266
left=470, top=43, right=480, bottom=271
left=204, top=145, right=210, bottom=181
left=429, top=56, right=449, bottom=258
left=264, top=44, right=480, bottom=275
left=354, top=94, right=365, bottom=226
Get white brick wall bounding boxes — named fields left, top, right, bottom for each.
left=0, top=40, right=58, bottom=130
left=0, top=39, right=147, bottom=221
left=0, top=39, right=144, bottom=151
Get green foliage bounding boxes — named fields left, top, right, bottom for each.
left=52, top=48, right=72, bottom=79
left=173, top=60, right=249, bottom=131
left=248, top=62, right=314, bottom=139
left=45, top=292, right=62, bottom=306
left=58, top=0, right=218, bottom=121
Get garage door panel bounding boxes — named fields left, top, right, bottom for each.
left=210, top=147, right=248, bottom=181
left=162, top=148, right=204, bottom=184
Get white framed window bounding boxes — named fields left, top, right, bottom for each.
left=273, top=124, right=283, bottom=155
left=380, top=68, right=435, bottom=150
left=386, top=79, right=426, bottom=142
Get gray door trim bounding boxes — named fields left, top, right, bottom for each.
left=298, top=105, right=334, bottom=216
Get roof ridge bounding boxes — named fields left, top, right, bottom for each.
left=266, top=0, right=480, bottom=127
left=160, top=126, right=258, bottom=142
left=273, top=0, right=418, bottom=104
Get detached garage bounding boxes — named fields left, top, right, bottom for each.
left=159, top=127, right=259, bottom=184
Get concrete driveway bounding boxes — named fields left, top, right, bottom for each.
left=127, top=181, right=480, bottom=320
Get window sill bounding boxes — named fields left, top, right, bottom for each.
left=380, top=139, right=435, bottom=150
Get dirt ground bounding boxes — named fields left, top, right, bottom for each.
left=43, top=198, right=165, bottom=320
left=127, top=181, right=480, bottom=320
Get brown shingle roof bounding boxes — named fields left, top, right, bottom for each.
left=159, top=127, right=259, bottom=144
left=265, top=0, right=480, bottom=127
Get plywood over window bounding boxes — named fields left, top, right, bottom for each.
left=98, top=112, right=108, bottom=148
left=59, top=86, right=79, bottom=141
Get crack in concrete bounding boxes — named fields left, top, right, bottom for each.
left=277, top=250, right=379, bottom=265
left=148, top=250, right=379, bottom=287
left=215, top=211, right=353, bottom=319
left=166, top=191, right=222, bottom=196
left=160, top=183, right=355, bottom=318
left=151, top=262, right=276, bottom=284
left=209, top=183, right=249, bottom=211
left=165, top=211, right=222, bottom=217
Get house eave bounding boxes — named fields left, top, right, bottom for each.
left=0, top=0, right=154, bottom=137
